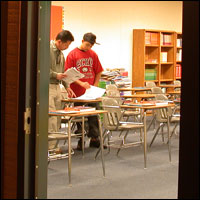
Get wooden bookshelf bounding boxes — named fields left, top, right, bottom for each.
left=132, top=29, right=178, bottom=87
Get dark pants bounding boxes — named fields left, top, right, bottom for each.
left=74, top=102, right=101, bottom=138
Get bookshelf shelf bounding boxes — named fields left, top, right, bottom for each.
left=132, top=29, right=180, bottom=87
left=161, top=45, right=174, bottom=48
left=160, top=79, right=174, bottom=82
left=145, top=62, right=158, bottom=65
left=145, top=44, right=159, bottom=47
left=161, top=62, right=174, bottom=64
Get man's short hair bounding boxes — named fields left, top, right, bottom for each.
left=56, top=30, right=74, bottom=42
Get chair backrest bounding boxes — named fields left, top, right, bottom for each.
left=173, top=80, right=181, bottom=91
left=101, top=97, right=122, bottom=130
left=106, top=84, right=118, bottom=91
left=154, top=94, right=172, bottom=122
left=155, top=94, right=168, bottom=101
left=146, top=81, right=156, bottom=88
left=151, top=87, right=164, bottom=94
left=106, top=85, right=123, bottom=105
left=106, top=89, right=120, bottom=97
left=174, top=80, right=181, bottom=86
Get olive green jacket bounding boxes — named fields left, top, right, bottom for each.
left=49, top=40, right=68, bottom=88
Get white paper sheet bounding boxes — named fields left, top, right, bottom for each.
left=74, top=86, right=105, bottom=100
left=62, top=67, right=84, bottom=84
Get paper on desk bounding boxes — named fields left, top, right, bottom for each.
left=74, top=86, right=105, bottom=100
left=62, top=67, right=84, bottom=84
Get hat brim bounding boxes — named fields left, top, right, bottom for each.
left=95, top=42, right=100, bottom=45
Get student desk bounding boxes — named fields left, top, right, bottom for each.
left=159, top=84, right=181, bottom=93
left=120, top=94, right=156, bottom=102
left=62, top=97, right=102, bottom=104
left=167, top=91, right=181, bottom=95
left=159, top=84, right=181, bottom=89
left=167, top=91, right=181, bottom=100
left=120, top=103, right=175, bottom=164
left=49, top=110, right=107, bottom=185
left=118, top=87, right=151, bottom=94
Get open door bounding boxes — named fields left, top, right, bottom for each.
left=20, top=1, right=51, bottom=198
left=33, top=1, right=51, bottom=198
left=23, top=2, right=51, bottom=198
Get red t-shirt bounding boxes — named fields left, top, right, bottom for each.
left=65, top=48, right=103, bottom=97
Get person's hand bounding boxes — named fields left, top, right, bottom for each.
left=66, top=87, right=76, bottom=98
left=56, top=73, right=67, bottom=80
left=80, top=81, right=91, bottom=89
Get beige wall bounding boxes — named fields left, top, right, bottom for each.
left=52, top=1, right=182, bottom=78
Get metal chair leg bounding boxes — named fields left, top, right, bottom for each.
left=149, top=125, right=162, bottom=147
left=94, top=130, right=109, bottom=160
left=167, top=123, right=179, bottom=144
left=117, top=130, right=129, bottom=156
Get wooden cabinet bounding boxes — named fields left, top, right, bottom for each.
left=132, top=29, right=180, bottom=87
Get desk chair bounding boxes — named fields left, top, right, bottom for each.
left=149, top=94, right=180, bottom=161
left=106, top=84, right=119, bottom=91
left=174, top=80, right=181, bottom=91
left=61, top=117, right=88, bottom=140
left=146, top=81, right=156, bottom=88
left=150, top=87, right=165, bottom=94
left=48, top=132, right=75, bottom=164
left=48, top=117, right=88, bottom=163
left=106, top=86, right=140, bottom=122
left=95, top=97, right=147, bottom=168
left=173, top=80, right=181, bottom=100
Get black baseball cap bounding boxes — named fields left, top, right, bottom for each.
left=83, top=32, right=100, bottom=45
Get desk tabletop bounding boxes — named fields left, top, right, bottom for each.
left=62, top=98, right=102, bottom=103
left=121, top=103, right=175, bottom=110
left=49, top=110, right=107, bottom=117
left=121, top=94, right=156, bottom=98
left=167, top=91, right=181, bottom=94
left=159, top=85, right=181, bottom=88
left=118, top=87, right=151, bottom=92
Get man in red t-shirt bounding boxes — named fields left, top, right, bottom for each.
left=65, top=32, right=104, bottom=150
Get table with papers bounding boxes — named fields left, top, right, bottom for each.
left=48, top=109, right=107, bottom=185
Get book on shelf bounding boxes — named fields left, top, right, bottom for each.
left=176, top=49, right=182, bottom=61
left=146, top=58, right=158, bottom=63
left=161, top=34, right=172, bottom=45
left=145, top=32, right=158, bottom=45
left=176, top=64, right=182, bottom=78
left=145, top=68, right=157, bottom=80
left=177, top=38, right=182, bottom=47
left=161, top=52, right=168, bottom=62
left=145, top=32, right=151, bottom=44
left=160, top=33, right=164, bottom=45
left=150, top=33, right=158, bottom=45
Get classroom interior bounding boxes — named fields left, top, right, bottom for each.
left=1, top=1, right=199, bottom=199
left=48, top=1, right=182, bottom=198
